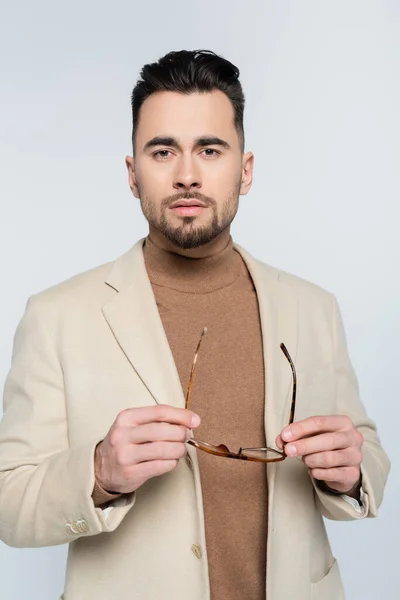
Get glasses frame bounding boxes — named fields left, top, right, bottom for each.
left=185, top=327, right=297, bottom=463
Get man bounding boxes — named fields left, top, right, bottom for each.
left=0, top=49, right=390, bottom=600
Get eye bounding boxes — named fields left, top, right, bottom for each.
left=202, top=149, right=220, bottom=157
left=153, top=150, right=172, bottom=160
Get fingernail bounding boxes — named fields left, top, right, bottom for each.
left=282, top=429, right=293, bottom=441
left=191, top=414, right=201, bottom=427
left=286, top=444, right=297, bottom=456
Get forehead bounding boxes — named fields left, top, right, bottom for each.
left=136, top=90, right=237, bottom=146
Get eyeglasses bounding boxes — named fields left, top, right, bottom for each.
left=185, top=327, right=297, bottom=463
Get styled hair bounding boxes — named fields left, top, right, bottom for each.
left=130, top=49, right=245, bottom=154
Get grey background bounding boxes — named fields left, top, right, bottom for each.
left=0, top=1, right=398, bottom=598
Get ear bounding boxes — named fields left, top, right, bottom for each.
left=239, top=152, right=254, bottom=196
left=125, top=155, right=140, bottom=198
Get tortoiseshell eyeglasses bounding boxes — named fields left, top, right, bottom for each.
left=185, top=327, right=297, bottom=463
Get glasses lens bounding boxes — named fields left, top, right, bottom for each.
left=240, top=447, right=284, bottom=461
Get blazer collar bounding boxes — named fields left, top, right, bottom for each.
left=102, top=239, right=298, bottom=446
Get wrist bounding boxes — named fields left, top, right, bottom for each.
left=94, top=441, right=120, bottom=496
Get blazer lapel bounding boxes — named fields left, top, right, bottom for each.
left=234, top=244, right=299, bottom=447
left=101, top=238, right=298, bottom=434
left=101, top=239, right=185, bottom=409
left=235, top=245, right=299, bottom=585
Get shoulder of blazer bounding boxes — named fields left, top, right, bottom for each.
left=234, top=242, right=335, bottom=303
left=28, top=240, right=336, bottom=316
left=28, top=260, right=115, bottom=307
left=24, top=241, right=144, bottom=314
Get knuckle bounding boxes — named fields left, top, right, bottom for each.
left=339, top=430, right=350, bottom=447
left=108, top=428, right=122, bottom=448
left=322, top=452, right=335, bottom=468
left=343, top=415, right=353, bottom=429
left=155, top=404, right=169, bottom=421
left=295, top=424, right=305, bottom=438
left=160, top=423, right=176, bottom=441
left=146, top=422, right=160, bottom=440
left=344, top=448, right=357, bottom=465
left=341, top=449, right=353, bottom=466
left=115, top=408, right=130, bottom=426
left=153, top=422, right=167, bottom=439
left=303, top=455, right=313, bottom=468
left=311, top=468, right=322, bottom=480
left=356, top=430, right=364, bottom=446
left=158, top=442, right=170, bottom=460
left=313, top=415, right=325, bottom=429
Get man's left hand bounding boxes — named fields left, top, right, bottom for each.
left=276, top=415, right=364, bottom=495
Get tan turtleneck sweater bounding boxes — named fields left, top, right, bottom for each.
left=93, top=235, right=268, bottom=600
left=145, top=235, right=267, bottom=600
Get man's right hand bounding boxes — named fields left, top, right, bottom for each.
left=94, top=404, right=201, bottom=494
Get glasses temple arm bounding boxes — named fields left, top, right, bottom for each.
left=185, top=327, right=207, bottom=411
left=280, top=343, right=297, bottom=426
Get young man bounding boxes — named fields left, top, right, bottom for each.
left=0, top=49, right=390, bottom=600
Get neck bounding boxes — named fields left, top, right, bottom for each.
left=143, top=232, right=241, bottom=294
left=148, top=225, right=232, bottom=259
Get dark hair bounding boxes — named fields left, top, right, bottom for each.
left=131, top=49, right=245, bottom=154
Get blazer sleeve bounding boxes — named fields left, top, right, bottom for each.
left=312, top=294, right=390, bottom=521
left=0, top=295, right=135, bottom=548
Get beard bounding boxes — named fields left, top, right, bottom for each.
left=138, top=178, right=242, bottom=250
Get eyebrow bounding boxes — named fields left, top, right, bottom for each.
left=143, top=135, right=231, bottom=152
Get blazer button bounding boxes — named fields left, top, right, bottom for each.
left=191, top=544, right=202, bottom=559
left=70, top=521, right=80, bottom=534
left=77, top=519, right=89, bottom=533
left=65, top=520, right=88, bottom=535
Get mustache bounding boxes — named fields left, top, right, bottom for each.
left=161, top=191, right=216, bottom=208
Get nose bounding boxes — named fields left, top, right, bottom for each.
left=173, top=155, right=202, bottom=191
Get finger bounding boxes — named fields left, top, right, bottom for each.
left=275, top=434, right=284, bottom=450
left=129, top=423, right=190, bottom=444
left=303, top=448, right=363, bottom=469
left=284, top=430, right=355, bottom=457
left=308, top=465, right=360, bottom=485
left=116, top=405, right=201, bottom=429
left=281, top=415, right=353, bottom=443
left=132, top=441, right=187, bottom=464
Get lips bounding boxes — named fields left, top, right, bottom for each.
left=169, top=199, right=207, bottom=209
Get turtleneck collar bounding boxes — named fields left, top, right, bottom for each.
left=143, top=234, right=242, bottom=294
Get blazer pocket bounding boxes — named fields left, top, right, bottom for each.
left=311, top=559, right=345, bottom=600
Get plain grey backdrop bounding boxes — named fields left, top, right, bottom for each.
left=0, top=1, right=398, bottom=598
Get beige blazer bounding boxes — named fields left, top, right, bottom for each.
left=0, top=239, right=390, bottom=600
